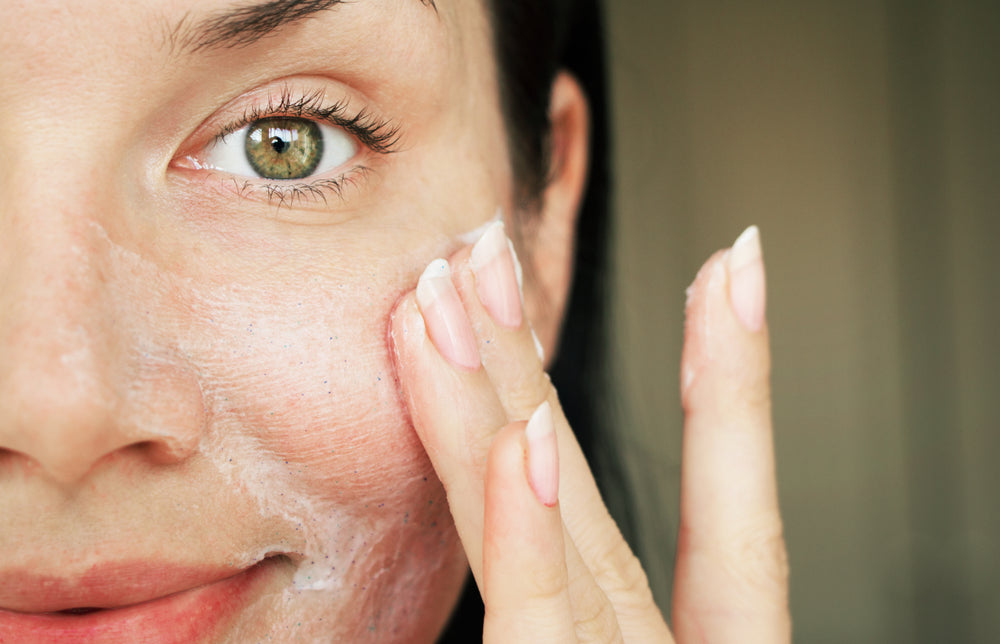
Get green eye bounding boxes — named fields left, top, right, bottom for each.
left=202, top=111, right=359, bottom=183
left=244, top=118, right=324, bottom=180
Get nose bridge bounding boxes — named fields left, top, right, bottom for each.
left=0, top=20, right=207, bottom=484
left=0, top=191, right=130, bottom=481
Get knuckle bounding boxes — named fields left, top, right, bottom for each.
left=503, top=368, right=552, bottom=417
left=572, top=590, right=622, bottom=644
left=729, top=514, right=790, bottom=600
left=591, top=537, right=655, bottom=603
left=528, top=562, right=570, bottom=603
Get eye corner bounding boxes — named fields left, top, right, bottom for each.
left=171, top=154, right=208, bottom=171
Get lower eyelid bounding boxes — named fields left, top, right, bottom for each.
left=217, top=164, right=375, bottom=211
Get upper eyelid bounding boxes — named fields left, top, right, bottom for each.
left=174, top=78, right=405, bottom=162
left=210, top=88, right=403, bottom=155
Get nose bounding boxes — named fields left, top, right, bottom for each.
left=0, top=189, right=205, bottom=484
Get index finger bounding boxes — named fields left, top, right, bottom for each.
left=672, top=226, right=791, bottom=643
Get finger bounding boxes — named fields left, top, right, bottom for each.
left=673, top=226, right=791, bottom=643
left=389, top=263, right=508, bottom=589
left=393, top=258, right=629, bottom=643
left=484, top=405, right=635, bottom=644
left=455, top=223, right=669, bottom=640
left=451, top=223, right=612, bottom=550
left=482, top=410, right=577, bottom=643
left=458, top=221, right=548, bottom=420
left=392, top=256, right=621, bottom=632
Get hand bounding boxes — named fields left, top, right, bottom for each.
left=389, top=222, right=790, bottom=642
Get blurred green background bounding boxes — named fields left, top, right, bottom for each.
left=604, top=1, right=999, bottom=641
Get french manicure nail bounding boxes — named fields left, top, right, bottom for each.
left=525, top=401, right=559, bottom=507
left=530, top=327, right=545, bottom=363
left=470, top=221, right=523, bottom=329
left=416, top=259, right=481, bottom=370
left=727, top=225, right=767, bottom=332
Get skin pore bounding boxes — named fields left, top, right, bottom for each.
left=0, top=0, right=573, bottom=641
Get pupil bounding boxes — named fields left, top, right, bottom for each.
left=270, top=136, right=289, bottom=154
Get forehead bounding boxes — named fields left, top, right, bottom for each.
left=0, top=0, right=501, bottom=164
left=0, top=0, right=486, bottom=94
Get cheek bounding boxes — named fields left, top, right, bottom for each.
left=172, top=262, right=469, bottom=635
left=101, top=185, right=499, bottom=634
left=182, top=264, right=445, bottom=513
left=189, top=278, right=426, bottom=503
left=110, top=227, right=469, bottom=605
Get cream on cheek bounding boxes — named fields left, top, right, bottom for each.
left=188, top=274, right=449, bottom=589
left=96, top=211, right=502, bottom=638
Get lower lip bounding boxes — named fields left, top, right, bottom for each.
left=0, top=557, right=280, bottom=644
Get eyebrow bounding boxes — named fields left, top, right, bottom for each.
left=168, top=0, right=437, bottom=54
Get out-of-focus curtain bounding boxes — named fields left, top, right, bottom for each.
left=606, top=1, right=999, bottom=642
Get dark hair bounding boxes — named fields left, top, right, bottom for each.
left=439, top=1, right=624, bottom=640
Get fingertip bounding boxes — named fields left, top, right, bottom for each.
left=727, top=225, right=767, bottom=333
left=680, top=250, right=729, bottom=404
left=389, top=291, right=425, bottom=363
left=680, top=234, right=770, bottom=408
left=415, top=257, right=481, bottom=371
left=525, top=401, right=559, bottom=507
left=484, top=420, right=560, bottom=526
left=483, top=423, right=573, bottom=639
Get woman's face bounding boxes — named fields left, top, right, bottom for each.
left=0, top=1, right=520, bottom=641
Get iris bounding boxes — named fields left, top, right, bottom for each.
left=245, top=118, right=324, bottom=180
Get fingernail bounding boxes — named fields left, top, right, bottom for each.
left=470, top=221, right=523, bottom=329
left=525, top=401, right=559, bottom=507
left=530, top=327, right=545, bottom=363
left=416, top=259, right=481, bottom=370
left=727, top=225, right=767, bottom=332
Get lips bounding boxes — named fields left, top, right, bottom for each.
left=0, top=556, right=285, bottom=644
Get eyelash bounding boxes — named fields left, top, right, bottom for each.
left=211, top=89, right=401, bottom=205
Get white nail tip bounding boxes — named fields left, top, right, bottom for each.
left=507, top=238, right=524, bottom=292
left=531, top=327, right=545, bottom=362
left=416, top=258, right=451, bottom=308
left=420, top=258, right=451, bottom=281
left=525, top=401, right=553, bottom=441
left=470, top=221, right=507, bottom=270
left=728, top=225, right=762, bottom=272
